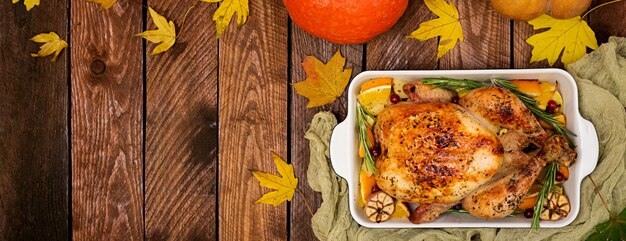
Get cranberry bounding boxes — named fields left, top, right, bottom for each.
left=524, top=208, right=534, bottom=218
left=453, top=204, right=463, bottom=210
left=371, top=185, right=381, bottom=193
left=555, top=172, right=565, bottom=182
left=546, top=100, right=558, bottom=114
left=371, top=146, right=381, bottom=157
left=390, top=93, right=401, bottom=104
left=451, top=96, right=460, bottom=104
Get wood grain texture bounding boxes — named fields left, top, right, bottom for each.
left=71, top=0, right=144, bottom=240
left=589, top=0, right=626, bottom=44
left=289, top=25, right=363, bottom=241
left=367, top=0, right=437, bottom=70
left=144, top=1, right=218, bottom=240
left=218, top=0, right=289, bottom=240
left=0, top=1, right=69, bottom=240
left=440, top=0, right=511, bottom=69
left=512, top=21, right=553, bottom=69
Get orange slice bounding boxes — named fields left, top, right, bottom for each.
left=360, top=77, right=393, bottom=93
left=390, top=201, right=410, bottom=219
left=535, top=82, right=556, bottom=110
left=518, top=195, right=538, bottom=210
left=511, top=79, right=542, bottom=97
left=358, top=85, right=392, bottom=116
left=359, top=170, right=377, bottom=207
left=559, top=165, right=570, bottom=180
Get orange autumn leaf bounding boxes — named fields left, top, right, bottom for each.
left=293, top=50, right=353, bottom=108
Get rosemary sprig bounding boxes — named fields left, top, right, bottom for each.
left=421, top=77, right=487, bottom=90
left=491, top=78, right=576, bottom=147
left=531, top=162, right=558, bottom=229
left=357, top=104, right=377, bottom=175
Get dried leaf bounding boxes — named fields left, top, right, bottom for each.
left=407, top=0, right=463, bottom=59
left=12, top=0, right=39, bottom=11
left=202, top=0, right=249, bottom=38
left=84, top=0, right=117, bottom=10
left=293, top=50, right=353, bottom=108
left=251, top=152, right=298, bottom=207
left=526, top=14, right=598, bottom=66
left=136, top=7, right=177, bottom=55
left=586, top=207, right=626, bottom=241
left=30, top=32, right=68, bottom=62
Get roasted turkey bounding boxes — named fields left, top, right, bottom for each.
left=372, top=81, right=576, bottom=223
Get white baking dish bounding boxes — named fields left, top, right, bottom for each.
left=329, top=69, right=599, bottom=228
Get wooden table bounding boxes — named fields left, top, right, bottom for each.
left=1, top=0, right=624, bottom=240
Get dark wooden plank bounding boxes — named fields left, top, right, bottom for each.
left=144, top=1, right=218, bottom=240
left=513, top=21, right=553, bottom=69
left=440, top=0, right=511, bottom=69
left=0, top=1, right=69, bottom=240
left=218, top=0, right=289, bottom=240
left=589, top=0, right=626, bottom=44
left=289, top=25, right=363, bottom=241
left=367, top=0, right=437, bottom=70
left=71, top=1, right=144, bottom=240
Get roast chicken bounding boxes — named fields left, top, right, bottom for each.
left=373, top=81, right=576, bottom=223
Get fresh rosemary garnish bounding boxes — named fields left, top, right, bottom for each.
left=491, top=78, right=576, bottom=147
left=422, top=77, right=487, bottom=90
left=531, top=162, right=559, bottom=229
left=357, top=104, right=377, bottom=175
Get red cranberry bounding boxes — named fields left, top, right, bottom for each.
left=555, top=172, right=565, bottom=182
left=546, top=100, right=558, bottom=114
left=451, top=96, right=460, bottom=104
left=371, top=146, right=381, bottom=157
left=524, top=208, right=534, bottom=218
left=390, top=93, right=401, bottom=104
left=371, top=185, right=381, bottom=193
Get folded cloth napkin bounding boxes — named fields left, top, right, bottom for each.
left=306, top=36, right=626, bottom=241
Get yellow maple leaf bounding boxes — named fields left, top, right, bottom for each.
left=251, top=152, right=298, bottom=206
left=84, top=0, right=117, bottom=10
left=136, top=7, right=177, bottom=55
left=30, top=32, right=68, bottom=62
left=407, top=0, right=464, bottom=59
left=526, top=14, right=598, bottom=66
left=293, top=50, right=353, bottom=108
left=201, top=0, right=249, bottom=38
left=12, top=0, right=39, bottom=11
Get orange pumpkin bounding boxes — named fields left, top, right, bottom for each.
left=283, top=0, right=409, bottom=44
left=491, top=0, right=592, bottom=21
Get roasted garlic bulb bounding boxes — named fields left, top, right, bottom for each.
left=365, top=192, right=395, bottom=223
left=540, top=192, right=570, bottom=221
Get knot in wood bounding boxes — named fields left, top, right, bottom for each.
left=90, top=60, right=106, bottom=75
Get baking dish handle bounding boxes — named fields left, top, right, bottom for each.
left=579, top=119, right=599, bottom=177
left=329, top=120, right=352, bottom=179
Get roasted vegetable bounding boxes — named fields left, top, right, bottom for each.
left=365, top=192, right=395, bottom=223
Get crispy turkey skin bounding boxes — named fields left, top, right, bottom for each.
left=374, top=102, right=503, bottom=204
